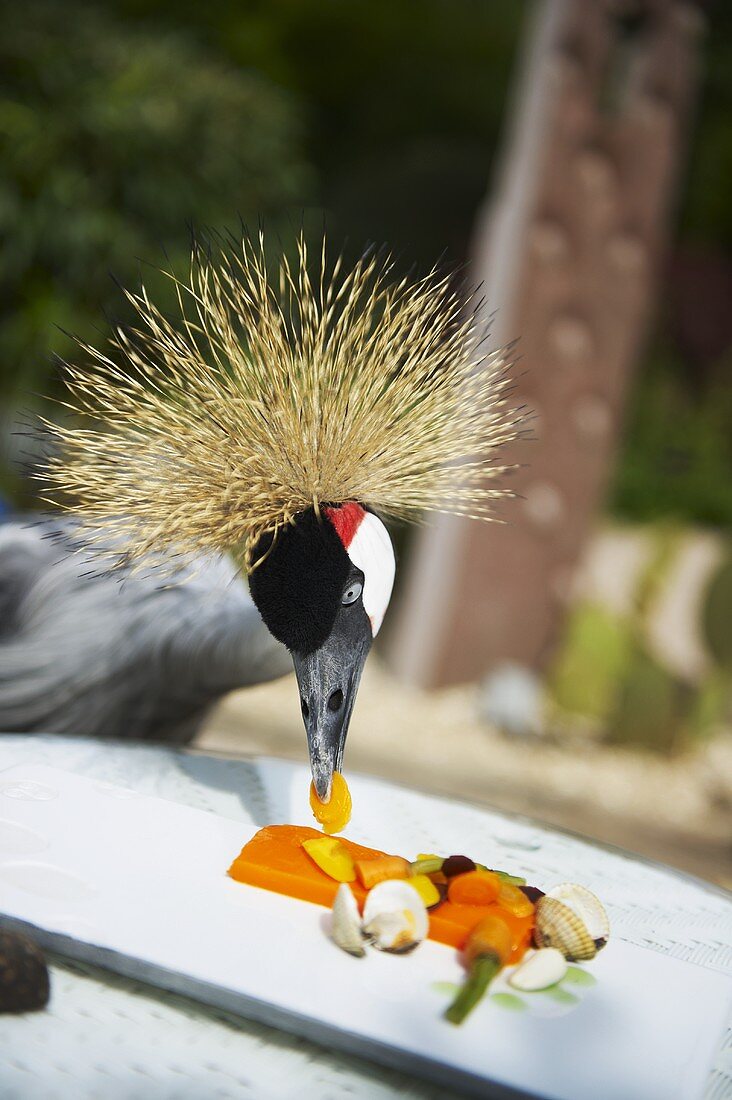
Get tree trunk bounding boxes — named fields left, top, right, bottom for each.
left=386, top=0, right=703, bottom=687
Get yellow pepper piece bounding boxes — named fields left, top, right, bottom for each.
left=301, top=836, right=356, bottom=882
left=407, top=873, right=441, bottom=908
left=309, top=772, right=352, bottom=834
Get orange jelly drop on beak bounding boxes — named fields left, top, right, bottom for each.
left=309, top=772, right=352, bottom=834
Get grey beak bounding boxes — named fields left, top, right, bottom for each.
left=291, top=615, right=371, bottom=803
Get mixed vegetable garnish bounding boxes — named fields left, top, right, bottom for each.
left=228, top=825, right=609, bottom=1024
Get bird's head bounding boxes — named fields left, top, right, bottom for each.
left=248, top=502, right=395, bottom=803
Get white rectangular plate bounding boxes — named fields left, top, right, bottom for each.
left=0, top=763, right=729, bottom=1100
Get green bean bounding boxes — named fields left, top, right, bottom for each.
left=444, top=952, right=501, bottom=1025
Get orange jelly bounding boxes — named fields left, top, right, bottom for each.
left=228, top=825, right=534, bottom=961
left=309, top=773, right=352, bottom=833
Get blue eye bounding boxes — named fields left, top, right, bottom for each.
left=342, top=580, right=363, bottom=605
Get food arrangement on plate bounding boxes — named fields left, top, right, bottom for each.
left=2, top=760, right=729, bottom=1100
left=229, top=773, right=610, bottom=1026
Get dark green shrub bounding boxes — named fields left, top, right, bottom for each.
left=0, top=0, right=311, bottom=496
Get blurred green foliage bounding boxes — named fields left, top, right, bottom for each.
left=676, top=6, right=732, bottom=252
left=704, top=556, right=732, bottom=669
left=102, top=0, right=521, bottom=270
left=551, top=604, right=632, bottom=724
left=549, top=528, right=732, bottom=753
left=611, top=346, right=732, bottom=529
left=610, top=4, right=732, bottom=530
left=0, top=0, right=310, bottom=493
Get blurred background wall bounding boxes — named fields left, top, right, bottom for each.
left=1, top=0, right=731, bottom=880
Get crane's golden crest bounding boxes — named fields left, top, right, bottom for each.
left=39, top=233, right=521, bottom=572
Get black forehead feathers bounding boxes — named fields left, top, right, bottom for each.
left=248, top=507, right=351, bottom=655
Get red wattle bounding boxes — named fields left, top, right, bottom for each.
left=324, top=501, right=365, bottom=548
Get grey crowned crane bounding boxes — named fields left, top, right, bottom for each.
left=10, top=234, right=518, bottom=805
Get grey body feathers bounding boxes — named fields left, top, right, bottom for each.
left=0, top=517, right=291, bottom=742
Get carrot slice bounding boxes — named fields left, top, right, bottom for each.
left=463, top=913, right=514, bottom=967
left=447, top=871, right=500, bottom=906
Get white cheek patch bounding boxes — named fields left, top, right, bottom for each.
left=346, top=512, right=395, bottom=636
